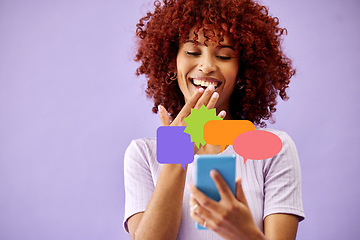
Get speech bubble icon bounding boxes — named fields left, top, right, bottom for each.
left=203, top=120, right=255, bottom=152
left=233, top=130, right=282, bottom=163
left=157, top=126, right=194, bottom=170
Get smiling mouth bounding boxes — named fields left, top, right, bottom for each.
left=190, top=77, right=222, bottom=89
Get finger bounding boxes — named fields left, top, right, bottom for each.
left=217, top=110, right=226, bottom=119
left=189, top=196, right=200, bottom=212
left=189, top=195, right=198, bottom=206
left=158, top=105, right=171, bottom=126
left=175, top=88, right=204, bottom=122
left=194, top=85, right=215, bottom=109
left=210, top=170, right=234, bottom=201
left=235, top=177, right=249, bottom=208
left=190, top=205, right=208, bottom=228
left=188, top=183, right=218, bottom=212
left=189, top=196, right=216, bottom=230
left=189, top=195, right=201, bottom=216
left=206, top=91, right=219, bottom=109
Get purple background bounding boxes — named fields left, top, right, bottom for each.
left=0, top=0, right=359, bottom=239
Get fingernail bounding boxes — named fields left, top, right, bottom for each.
left=199, top=88, right=204, bottom=93
left=212, top=92, right=219, bottom=98
left=220, top=110, right=226, bottom=118
left=158, top=105, right=162, bottom=113
left=208, top=85, right=214, bottom=91
left=210, top=170, right=216, bottom=176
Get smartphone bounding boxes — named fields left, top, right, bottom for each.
left=194, top=154, right=236, bottom=230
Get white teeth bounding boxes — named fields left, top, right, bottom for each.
left=192, top=79, right=218, bottom=88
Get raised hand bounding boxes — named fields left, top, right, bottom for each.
left=158, top=85, right=226, bottom=155
left=158, top=85, right=226, bottom=127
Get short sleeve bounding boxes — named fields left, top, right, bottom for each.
left=123, top=139, right=155, bottom=232
left=263, top=131, right=305, bottom=221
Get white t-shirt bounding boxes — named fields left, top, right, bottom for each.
left=123, top=128, right=305, bottom=239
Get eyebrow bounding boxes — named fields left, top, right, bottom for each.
left=185, top=40, right=235, bottom=50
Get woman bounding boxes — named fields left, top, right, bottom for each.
left=123, top=0, right=305, bottom=239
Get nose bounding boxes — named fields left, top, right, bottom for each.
left=199, top=54, right=216, bottom=74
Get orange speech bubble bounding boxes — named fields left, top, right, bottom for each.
left=203, top=120, right=255, bottom=152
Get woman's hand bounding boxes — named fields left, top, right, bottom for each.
left=158, top=85, right=226, bottom=127
left=158, top=85, right=226, bottom=155
left=188, top=170, right=267, bottom=240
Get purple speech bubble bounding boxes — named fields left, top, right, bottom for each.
left=157, top=126, right=194, bottom=170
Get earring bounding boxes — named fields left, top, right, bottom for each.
left=170, top=72, right=177, bottom=81
left=166, top=72, right=177, bottom=85
left=236, top=81, right=244, bottom=90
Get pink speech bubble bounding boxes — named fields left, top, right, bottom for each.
left=233, top=130, right=282, bottom=163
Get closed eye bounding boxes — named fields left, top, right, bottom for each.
left=217, top=56, right=231, bottom=60
left=186, top=51, right=201, bottom=56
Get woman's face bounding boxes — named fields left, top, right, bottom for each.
left=176, top=27, right=239, bottom=113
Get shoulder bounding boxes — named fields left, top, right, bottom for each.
left=257, top=128, right=301, bottom=175
left=263, top=128, right=297, bottom=156
left=255, top=127, right=297, bottom=155
left=255, top=127, right=295, bottom=143
left=124, top=138, right=157, bottom=166
left=126, top=138, right=156, bottom=153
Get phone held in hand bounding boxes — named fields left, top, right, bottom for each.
left=194, top=154, right=236, bottom=230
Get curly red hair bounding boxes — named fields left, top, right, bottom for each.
left=135, top=0, right=295, bottom=127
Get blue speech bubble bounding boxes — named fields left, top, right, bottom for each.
left=157, top=126, right=194, bottom=170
